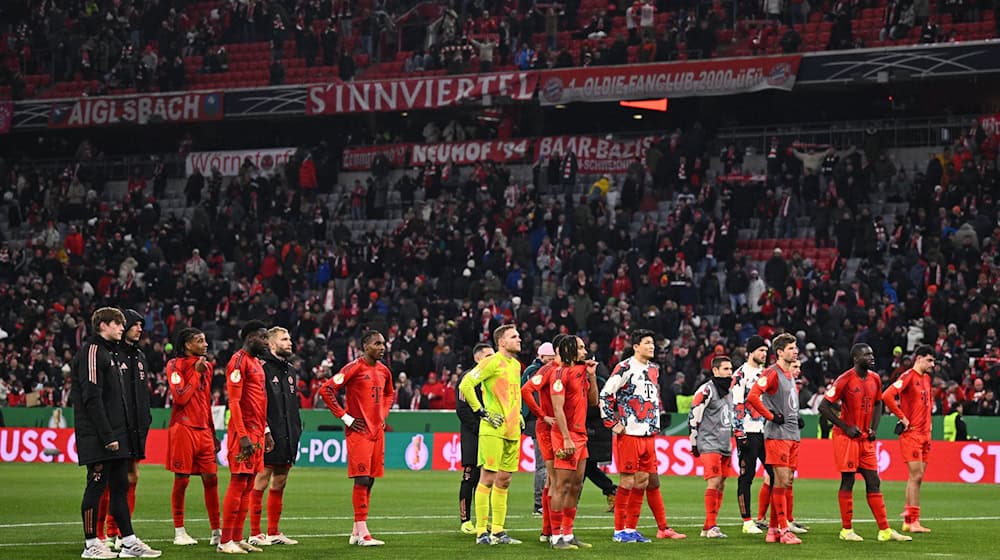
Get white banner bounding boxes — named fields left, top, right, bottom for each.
left=185, top=147, right=296, bottom=176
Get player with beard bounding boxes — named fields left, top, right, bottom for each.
left=248, top=327, right=303, bottom=546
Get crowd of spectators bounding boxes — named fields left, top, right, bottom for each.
left=0, top=113, right=998, bottom=423
left=2, top=0, right=997, bottom=99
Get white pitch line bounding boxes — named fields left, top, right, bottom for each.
left=2, top=514, right=999, bottom=532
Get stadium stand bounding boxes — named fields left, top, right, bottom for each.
left=0, top=0, right=997, bottom=99
left=0, top=112, right=998, bottom=418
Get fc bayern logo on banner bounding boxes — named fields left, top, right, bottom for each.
left=542, top=77, right=565, bottom=104
left=405, top=434, right=429, bottom=470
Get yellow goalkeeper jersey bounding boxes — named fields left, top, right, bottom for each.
left=458, top=352, right=522, bottom=441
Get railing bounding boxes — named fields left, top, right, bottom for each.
left=715, top=114, right=980, bottom=151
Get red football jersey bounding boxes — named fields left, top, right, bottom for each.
left=321, top=358, right=394, bottom=441
left=166, top=356, right=214, bottom=429
left=825, top=369, right=882, bottom=437
left=226, top=349, right=268, bottom=441
left=883, top=368, right=932, bottom=434
left=522, top=361, right=559, bottom=419
left=552, top=364, right=590, bottom=435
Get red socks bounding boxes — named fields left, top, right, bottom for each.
left=172, top=476, right=191, bottom=528
left=550, top=508, right=564, bottom=538
left=904, top=505, right=920, bottom=524
left=626, top=487, right=644, bottom=529
left=786, top=487, right=794, bottom=521
left=613, top=488, right=631, bottom=531
left=97, top=488, right=109, bottom=540
left=560, top=506, right=577, bottom=536
left=352, top=485, right=369, bottom=522
left=771, top=487, right=788, bottom=530
left=838, top=490, right=854, bottom=529
left=222, top=475, right=252, bottom=543
left=867, top=492, right=889, bottom=531
left=203, top=476, right=221, bottom=530
left=646, top=487, right=668, bottom=530
left=267, top=488, right=284, bottom=535
left=542, top=490, right=552, bottom=534
left=757, top=483, right=771, bottom=521
left=716, top=489, right=724, bottom=519
left=704, top=489, right=720, bottom=529
left=250, top=489, right=265, bottom=536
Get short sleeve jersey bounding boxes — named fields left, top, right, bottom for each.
left=552, top=364, right=590, bottom=435
left=825, top=369, right=882, bottom=437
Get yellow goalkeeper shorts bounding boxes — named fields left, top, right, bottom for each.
left=478, top=435, right=520, bottom=473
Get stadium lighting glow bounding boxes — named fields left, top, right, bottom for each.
left=633, top=114, right=643, bottom=120
left=555, top=104, right=567, bottom=109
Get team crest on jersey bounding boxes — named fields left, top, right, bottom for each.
left=825, top=386, right=836, bottom=398
left=333, top=373, right=345, bottom=385
left=532, top=374, right=543, bottom=385
left=893, top=380, right=903, bottom=389
left=170, top=371, right=181, bottom=385
left=230, top=369, right=241, bottom=383
left=553, top=380, right=564, bottom=392
left=757, top=377, right=768, bottom=387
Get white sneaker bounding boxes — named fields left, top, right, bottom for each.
left=247, top=534, right=271, bottom=546
left=356, top=535, right=385, bottom=546
left=700, top=526, right=728, bottom=539
left=788, top=522, right=809, bottom=534
left=173, top=530, right=198, bottom=546
left=117, top=538, right=162, bottom=558
left=349, top=534, right=361, bottom=545
left=210, top=529, right=223, bottom=546
left=216, top=541, right=248, bottom=554
left=267, top=533, right=298, bottom=545
left=742, top=520, right=763, bottom=534
left=81, top=542, right=118, bottom=559
left=237, top=540, right=263, bottom=552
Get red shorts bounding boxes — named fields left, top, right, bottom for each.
left=700, top=452, right=735, bottom=480
left=553, top=432, right=589, bottom=471
left=227, top=430, right=265, bottom=474
left=614, top=434, right=657, bottom=474
left=166, top=424, right=218, bottom=475
left=833, top=434, right=877, bottom=472
left=899, top=431, right=931, bottom=464
left=535, top=423, right=554, bottom=463
left=764, top=439, right=799, bottom=469
left=346, top=431, right=385, bottom=478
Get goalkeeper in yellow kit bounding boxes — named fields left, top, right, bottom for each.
left=458, top=324, right=524, bottom=545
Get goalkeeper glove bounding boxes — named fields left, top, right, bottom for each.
left=770, top=411, right=786, bottom=425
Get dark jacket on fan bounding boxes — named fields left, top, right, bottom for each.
left=71, top=335, right=136, bottom=465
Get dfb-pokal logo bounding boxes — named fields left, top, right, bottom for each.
left=406, top=434, right=429, bottom=470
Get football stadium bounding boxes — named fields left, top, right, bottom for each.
left=1, top=0, right=999, bottom=558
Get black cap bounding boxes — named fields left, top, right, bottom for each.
left=746, top=335, right=768, bottom=354
left=122, top=309, right=144, bottom=331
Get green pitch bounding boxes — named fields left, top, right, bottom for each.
left=2, top=464, right=997, bottom=559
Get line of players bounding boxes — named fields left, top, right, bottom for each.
left=73, top=307, right=936, bottom=555
left=456, top=326, right=936, bottom=546
left=72, top=311, right=399, bottom=557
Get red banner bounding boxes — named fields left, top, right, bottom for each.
left=48, top=91, right=224, bottom=128
left=431, top=433, right=1000, bottom=483
left=535, top=135, right=657, bottom=174
left=410, top=138, right=532, bottom=165
left=342, top=143, right=411, bottom=171
left=539, top=55, right=801, bottom=105
left=0, top=428, right=168, bottom=464
left=307, top=71, right=538, bottom=114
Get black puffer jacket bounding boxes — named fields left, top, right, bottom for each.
left=262, top=352, right=303, bottom=465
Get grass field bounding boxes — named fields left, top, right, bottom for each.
left=2, top=464, right=997, bottom=559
